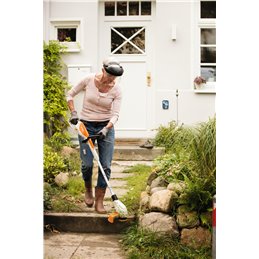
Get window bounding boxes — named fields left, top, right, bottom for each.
left=104, top=1, right=152, bottom=16
left=196, top=1, right=216, bottom=92
left=50, top=19, right=82, bottom=52
left=57, top=28, right=77, bottom=42
left=111, top=27, right=145, bottom=54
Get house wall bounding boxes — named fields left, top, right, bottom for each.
left=46, top=0, right=99, bottom=72
left=43, top=0, right=216, bottom=137
left=153, top=1, right=215, bottom=128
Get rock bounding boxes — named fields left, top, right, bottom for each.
left=139, top=212, right=179, bottom=236
left=167, top=181, right=186, bottom=195
left=60, top=146, right=77, bottom=157
left=150, top=176, right=167, bottom=189
left=145, top=185, right=151, bottom=194
left=150, top=187, right=166, bottom=195
left=149, top=189, right=178, bottom=213
left=200, top=211, right=212, bottom=227
left=180, top=227, right=212, bottom=249
left=44, top=182, right=51, bottom=191
left=55, top=172, right=69, bottom=187
left=71, top=171, right=78, bottom=176
left=147, top=171, right=158, bottom=186
left=176, top=206, right=200, bottom=228
left=139, top=191, right=150, bottom=213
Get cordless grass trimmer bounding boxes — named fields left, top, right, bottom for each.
left=74, top=121, right=128, bottom=223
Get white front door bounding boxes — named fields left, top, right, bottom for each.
left=99, top=20, right=154, bottom=138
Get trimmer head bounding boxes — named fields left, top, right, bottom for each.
left=108, top=212, right=128, bottom=224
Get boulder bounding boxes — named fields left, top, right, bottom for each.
left=55, top=172, right=69, bottom=187
left=149, top=189, right=178, bottom=213
left=200, top=211, right=212, bottom=227
left=147, top=171, right=158, bottom=186
left=139, top=212, right=179, bottom=236
left=60, top=146, right=77, bottom=157
left=139, top=191, right=150, bottom=213
left=180, top=227, right=212, bottom=249
left=150, top=187, right=167, bottom=195
left=176, top=206, right=200, bottom=228
left=150, top=176, right=167, bottom=189
left=145, top=185, right=151, bottom=194
left=167, top=181, right=186, bottom=195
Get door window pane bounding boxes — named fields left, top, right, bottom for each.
left=57, top=28, right=76, bottom=42
left=114, top=42, right=142, bottom=54
left=201, top=28, right=216, bottom=44
left=111, top=30, right=125, bottom=52
left=111, top=27, right=145, bottom=54
left=105, top=2, right=115, bottom=16
left=141, top=1, right=151, bottom=15
left=201, top=66, right=216, bottom=82
left=201, top=1, right=216, bottom=18
left=201, top=47, right=216, bottom=63
left=129, top=1, right=139, bottom=15
left=117, top=1, right=127, bottom=16
left=131, top=30, right=145, bottom=51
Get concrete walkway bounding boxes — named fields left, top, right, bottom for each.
left=44, top=160, right=153, bottom=259
left=44, top=232, right=126, bottom=259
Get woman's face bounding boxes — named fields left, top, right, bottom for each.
left=102, top=69, right=117, bottom=83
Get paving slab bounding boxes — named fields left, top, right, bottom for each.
left=111, top=172, right=134, bottom=179
left=109, top=179, right=127, bottom=187
left=44, top=232, right=126, bottom=259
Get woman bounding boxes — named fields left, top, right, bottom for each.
left=66, top=57, right=124, bottom=214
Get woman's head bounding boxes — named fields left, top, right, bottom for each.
left=103, top=57, right=124, bottom=77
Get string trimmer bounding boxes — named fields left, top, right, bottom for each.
left=74, top=121, right=128, bottom=223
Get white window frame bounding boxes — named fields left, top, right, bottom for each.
left=49, top=18, right=83, bottom=52
left=102, top=0, right=154, bottom=21
left=192, top=0, right=216, bottom=94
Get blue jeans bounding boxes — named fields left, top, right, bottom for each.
left=78, top=121, right=115, bottom=188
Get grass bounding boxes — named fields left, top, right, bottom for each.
left=121, top=225, right=212, bottom=259
left=44, top=176, right=85, bottom=212
left=44, top=164, right=152, bottom=213
left=120, top=164, right=152, bottom=215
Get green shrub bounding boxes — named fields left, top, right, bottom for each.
left=153, top=121, right=194, bottom=153
left=153, top=152, right=194, bottom=182
left=44, top=131, right=72, bottom=152
left=152, top=116, right=216, bottom=213
left=189, top=116, right=216, bottom=177
left=43, top=40, right=70, bottom=137
left=44, top=144, right=67, bottom=183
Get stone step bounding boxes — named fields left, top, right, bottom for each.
left=76, top=144, right=165, bottom=161
left=44, top=212, right=135, bottom=234
left=113, top=146, right=165, bottom=161
left=115, top=138, right=149, bottom=146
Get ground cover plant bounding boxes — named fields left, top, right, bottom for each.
left=120, top=164, right=152, bottom=215
left=121, top=224, right=211, bottom=259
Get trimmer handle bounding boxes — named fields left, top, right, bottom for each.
left=82, top=134, right=102, bottom=143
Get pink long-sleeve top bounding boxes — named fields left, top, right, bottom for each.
left=66, top=73, right=122, bottom=125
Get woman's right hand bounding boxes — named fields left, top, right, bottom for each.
left=69, top=111, right=79, bottom=125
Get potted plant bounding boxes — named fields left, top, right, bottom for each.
left=194, top=76, right=206, bottom=89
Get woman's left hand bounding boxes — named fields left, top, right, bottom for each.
left=98, top=127, right=109, bottom=139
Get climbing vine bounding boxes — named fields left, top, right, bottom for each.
left=43, top=40, right=70, bottom=137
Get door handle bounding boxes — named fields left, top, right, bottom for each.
left=147, top=72, right=151, bottom=87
